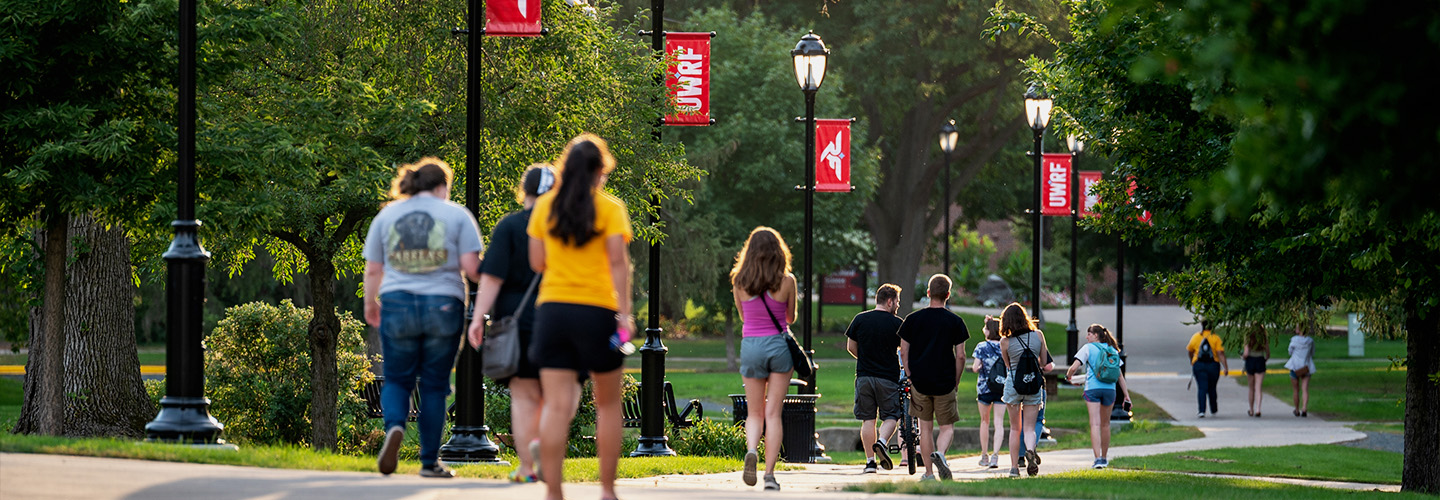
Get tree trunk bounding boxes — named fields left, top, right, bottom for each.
left=1402, top=297, right=1440, bottom=492
left=307, top=256, right=340, bottom=451
left=724, top=308, right=737, bottom=372
left=14, top=214, right=148, bottom=438
left=15, top=210, right=68, bottom=436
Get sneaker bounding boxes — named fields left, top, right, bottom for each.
left=1016, top=454, right=1025, bottom=468
left=377, top=425, right=403, bottom=475
left=1198, top=412, right=1206, bottom=418
left=1008, top=468, right=1021, bottom=478
left=863, top=461, right=878, bottom=474
left=1099, top=458, right=1109, bottom=469
left=988, top=454, right=1000, bottom=469
left=419, top=462, right=455, bottom=478
left=763, top=474, right=780, bottom=491
left=978, top=452, right=989, bottom=467
left=872, top=441, right=893, bottom=470
left=931, top=452, right=952, bottom=481
left=919, top=474, right=937, bottom=482
left=1025, top=450, right=1040, bottom=476
left=529, top=439, right=544, bottom=481
left=1092, top=458, right=1105, bottom=469
left=743, top=451, right=758, bottom=486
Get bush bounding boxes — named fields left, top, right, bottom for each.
left=204, top=300, right=376, bottom=452
left=484, top=373, right=640, bottom=458
left=670, top=417, right=748, bottom=457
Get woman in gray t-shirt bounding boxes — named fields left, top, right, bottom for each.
left=998, top=302, right=1050, bottom=477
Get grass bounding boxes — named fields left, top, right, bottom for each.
left=848, top=469, right=1430, bottom=499
left=1351, top=422, right=1404, bottom=435
left=821, top=419, right=1201, bottom=465
left=1256, top=360, right=1405, bottom=421
left=1110, top=444, right=1401, bottom=485
left=0, top=348, right=167, bottom=367
left=0, top=432, right=742, bottom=481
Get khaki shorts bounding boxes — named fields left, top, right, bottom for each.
left=910, top=387, right=960, bottom=426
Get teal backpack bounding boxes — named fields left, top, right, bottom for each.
left=1092, top=343, right=1122, bottom=384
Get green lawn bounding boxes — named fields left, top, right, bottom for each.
left=849, top=470, right=1426, bottom=499
left=1256, top=360, right=1404, bottom=421
left=1110, top=444, right=1401, bottom=485
left=0, top=349, right=167, bottom=367
left=822, top=419, right=1200, bottom=465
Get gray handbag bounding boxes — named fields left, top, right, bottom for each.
left=480, top=274, right=540, bottom=379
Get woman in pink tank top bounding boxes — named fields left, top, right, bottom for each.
left=729, top=226, right=797, bottom=491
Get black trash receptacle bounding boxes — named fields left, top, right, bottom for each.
left=727, top=393, right=823, bottom=463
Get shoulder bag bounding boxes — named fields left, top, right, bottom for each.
left=760, top=291, right=814, bottom=379
left=481, top=274, right=541, bottom=380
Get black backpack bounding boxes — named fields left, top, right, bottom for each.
left=1196, top=333, right=1215, bottom=363
left=1012, top=333, right=1043, bottom=395
left=984, top=344, right=1007, bottom=394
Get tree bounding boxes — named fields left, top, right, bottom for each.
left=190, top=0, right=694, bottom=450
left=990, top=0, right=1440, bottom=491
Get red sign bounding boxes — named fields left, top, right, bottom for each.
left=1127, top=178, right=1153, bottom=225
left=1041, top=154, right=1072, bottom=216
left=821, top=269, right=865, bottom=305
left=665, top=33, right=711, bottom=126
left=815, top=119, right=851, bottom=192
left=1078, top=171, right=1102, bottom=217
left=485, top=0, right=542, bottom=36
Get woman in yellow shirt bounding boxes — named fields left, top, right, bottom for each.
left=526, top=134, right=633, bottom=500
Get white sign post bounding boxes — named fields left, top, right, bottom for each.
left=1347, top=313, right=1365, bottom=357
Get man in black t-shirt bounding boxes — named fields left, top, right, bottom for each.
left=845, top=283, right=904, bottom=473
left=899, top=274, right=970, bottom=481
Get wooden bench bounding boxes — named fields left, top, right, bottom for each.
left=622, top=381, right=703, bottom=429
left=359, top=375, right=430, bottom=421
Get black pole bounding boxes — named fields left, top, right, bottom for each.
left=440, top=0, right=504, bottom=463
left=1030, top=129, right=1043, bottom=318
left=146, top=0, right=224, bottom=444
left=802, top=90, right=817, bottom=394
left=1112, top=235, right=1131, bottom=420
left=1065, top=154, right=1079, bottom=366
left=943, top=151, right=951, bottom=279
left=633, top=0, right=674, bottom=457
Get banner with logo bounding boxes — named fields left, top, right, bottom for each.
left=815, top=119, right=851, bottom=192
left=486, top=0, right=542, bottom=36
left=1128, top=178, right=1153, bottom=225
left=821, top=269, right=866, bottom=305
left=1041, top=153, right=1073, bottom=216
left=665, top=33, right=711, bottom=126
left=1078, top=171, right=1103, bottom=217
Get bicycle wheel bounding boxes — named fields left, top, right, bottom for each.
left=901, top=408, right=917, bottom=474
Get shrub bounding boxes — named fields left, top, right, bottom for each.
left=204, top=300, right=375, bottom=452
left=670, top=417, right=748, bottom=457
left=484, top=373, right=640, bottom=458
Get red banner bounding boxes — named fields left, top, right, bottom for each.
left=665, top=33, right=711, bottom=126
left=1041, top=154, right=1072, bottom=216
left=1078, top=171, right=1102, bottom=217
left=485, top=0, right=542, bottom=36
left=821, top=269, right=866, bottom=305
left=815, top=119, right=851, bottom=192
left=1128, top=178, right=1153, bottom=225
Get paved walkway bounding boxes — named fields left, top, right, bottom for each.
left=0, top=305, right=1396, bottom=498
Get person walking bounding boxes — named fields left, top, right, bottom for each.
left=465, top=164, right=554, bottom=483
left=1185, top=319, right=1229, bottom=418
left=999, top=302, right=1049, bottom=477
left=730, top=226, right=798, bottom=491
left=969, top=315, right=1006, bottom=469
left=1285, top=326, right=1316, bottom=417
left=845, top=283, right=905, bottom=473
left=364, top=157, right=484, bottom=478
left=898, top=274, right=970, bottom=481
left=1063, top=324, right=1130, bottom=469
left=1241, top=325, right=1271, bottom=417
left=526, top=134, right=634, bottom=500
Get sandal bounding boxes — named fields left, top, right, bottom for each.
left=529, top=439, right=544, bottom=482
left=508, top=470, right=539, bottom=483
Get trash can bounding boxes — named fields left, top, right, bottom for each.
left=728, top=393, right=825, bottom=463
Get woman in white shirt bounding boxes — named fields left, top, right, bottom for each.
left=1284, top=327, right=1317, bottom=417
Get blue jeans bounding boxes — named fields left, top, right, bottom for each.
left=379, top=291, right=464, bottom=466
left=1018, top=391, right=1046, bottom=456
left=1193, top=361, right=1221, bottom=414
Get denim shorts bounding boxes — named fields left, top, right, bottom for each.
left=740, top=334, right=793, bottom=379
left=1083, top=388, right=1117, bottom=407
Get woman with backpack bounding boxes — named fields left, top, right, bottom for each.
left=969, top=315, right=1006, bottom=469
left=998, top=302, right=1050, bottom=477
left=1063, top=324, right=1130, bottom=469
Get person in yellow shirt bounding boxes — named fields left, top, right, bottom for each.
left=1185, top=319, right=1229, bottom=418
left=526, top=134, right=633, bottom=500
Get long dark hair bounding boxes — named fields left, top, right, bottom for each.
left=1088, top=324, right=1118, bottom=350
left=548, top=134, right=616, bottom=246
left=999, top=302, right=1037, bottom=338
left=729, top=226, right=793, bottom=297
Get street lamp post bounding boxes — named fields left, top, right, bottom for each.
left=1064, top=134, right=1084, bottom=366
left=792, top=31, right=828, bottom=395
left=1023, top=86, right=1053, bottom=319
left=145, top=0, right=224, bottom=444
left=1112, top=234, right=1131, bottom=420
left=938, top=120, right=958, bottom=277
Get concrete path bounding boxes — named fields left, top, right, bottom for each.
left=0, top=305, right=1393, bottom=498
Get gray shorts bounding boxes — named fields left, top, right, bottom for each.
left=740, top=334, right=793, bottom=379
left=854, top=376, right=902, bottom=421
left=1001, top=369, right=1045, bottom=406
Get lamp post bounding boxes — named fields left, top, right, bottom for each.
left=1112, top=234, right=1131, bottom=421
left=1023, top=85, right=1053, bottom=318
left=145, top=0, right=224, bottom=444
left=938, top=120, right=958, bottom=277
left=1064, top=134, right=1083, bottom=367
left=793, top=31, right=828, bottom=394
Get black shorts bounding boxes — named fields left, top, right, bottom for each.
left=1243, top=356, right=1267, bottom=375
left=498, top=328, right=540, bottom=386
left=976, top=390, right=1004, bottom=405
left=531, top=302, right=625, bottom=380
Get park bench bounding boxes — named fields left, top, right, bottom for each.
left=359, top=375, right=434, bottom=421
left=622, top=381, right=703, bottom=429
